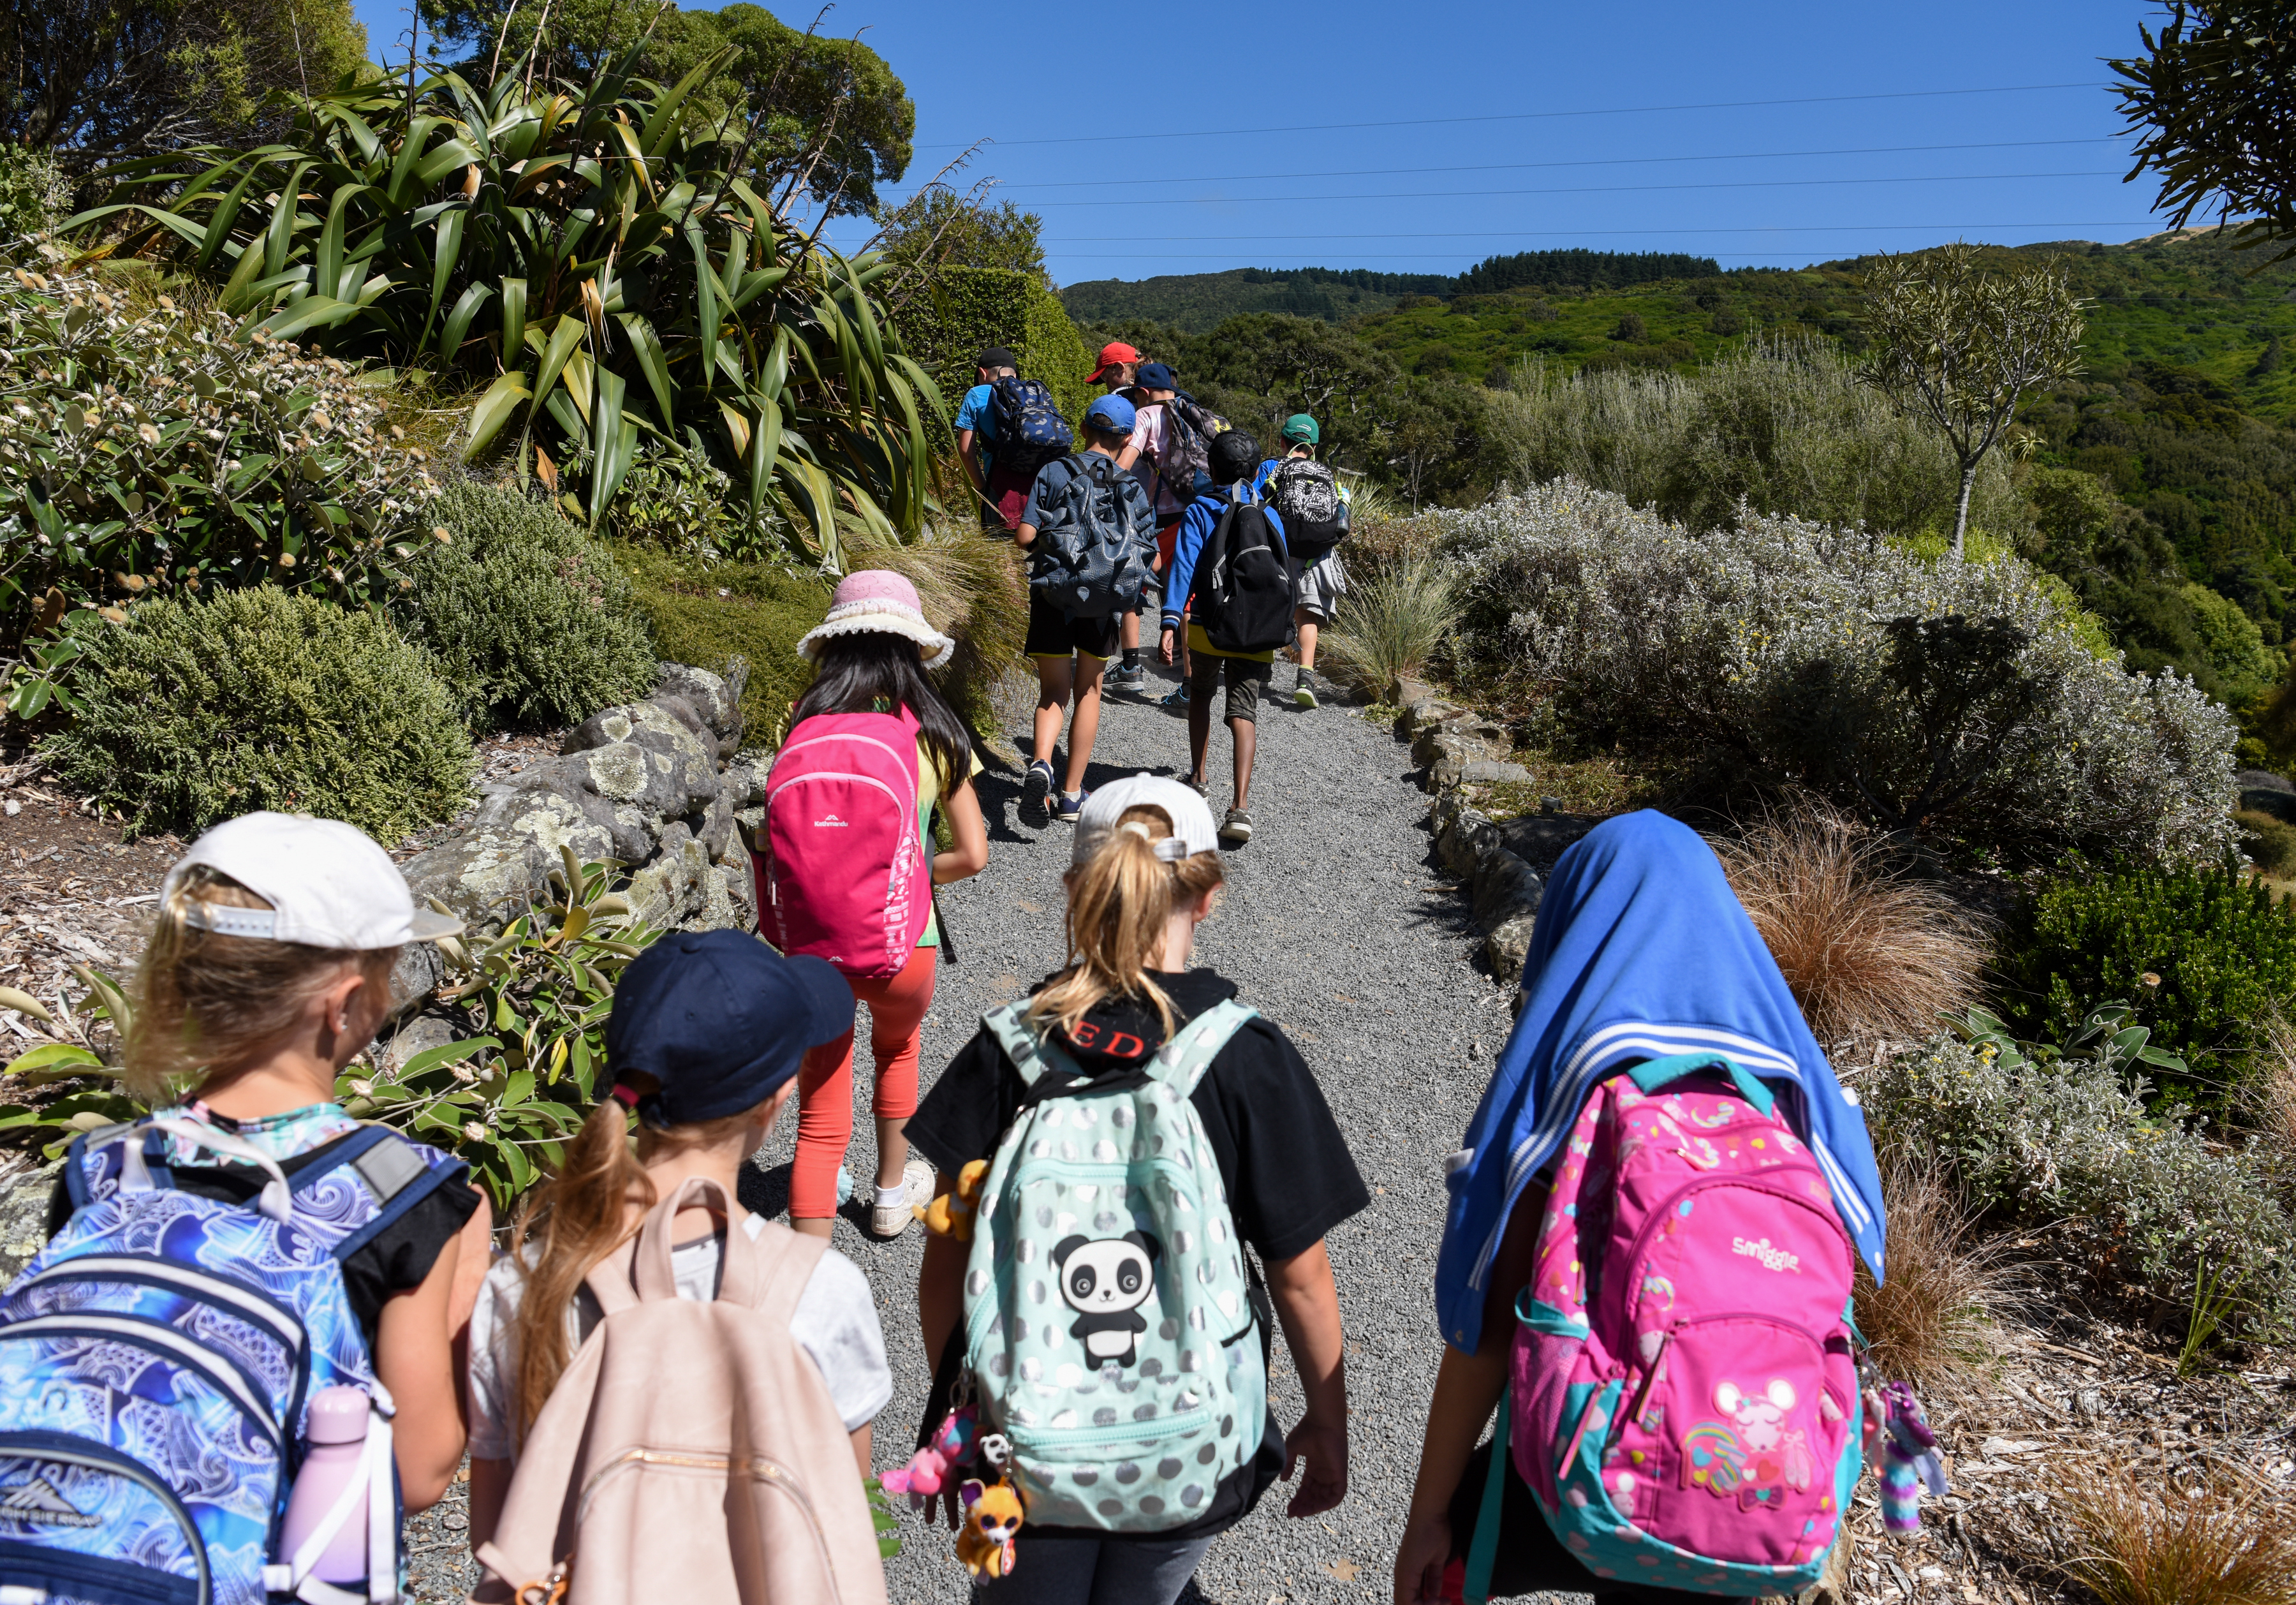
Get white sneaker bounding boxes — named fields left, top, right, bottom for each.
left=871, top=1159, right=936, bottom=1239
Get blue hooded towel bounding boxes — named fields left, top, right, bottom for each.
left=1432, top=810, right=1887, bottom=1352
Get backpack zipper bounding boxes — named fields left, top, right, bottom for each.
left=575, top=1449, right=844, bottom=1598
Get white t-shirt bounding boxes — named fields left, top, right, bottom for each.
left=1130, top=403, right=1184, bottom=518
left=466, top=1214, right=892, bottom=1461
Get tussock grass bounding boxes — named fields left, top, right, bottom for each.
left=1316, top=552, right=1464, bottom=700
left=1716, top=801, right=1989, bottom=1049
left=2047, top=1460, right=2296, bottom=1605
left=1853, top=1160, right=2013, bottom=1391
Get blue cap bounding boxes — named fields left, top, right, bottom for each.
left=1086, top=394, right=1137, bottom=433
left=1135, top=362, right=1178, bottom=391
left=605, top=929, right=853, bottom=1127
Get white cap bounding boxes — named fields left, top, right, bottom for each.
left=161, top=812, right=464, bottom=949
left=1072, top=774, right=1222, bottom=866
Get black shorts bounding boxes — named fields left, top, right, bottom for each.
left=1025, top=593, right=1121, bottom=661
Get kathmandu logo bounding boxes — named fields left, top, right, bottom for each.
left=0, top=1476, right=100, bottom=1528
left=1732, top=1236, right=1801, bottom=1274
left=812, top=813, right=850, bottom=828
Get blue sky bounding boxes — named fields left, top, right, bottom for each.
left=349, top=0, right=2179, bottom=285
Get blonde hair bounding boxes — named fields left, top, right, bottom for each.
left=506, top=1083, right=767, bottom=1440
left=125, top=865, right=395, bottom=1101
left=1029, top=804, right=1226, bottom=1039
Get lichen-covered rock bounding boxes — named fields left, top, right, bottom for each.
left=559, top=702, right=721, bottom=819
left=1471, top=850, right=1544, bottom=982
left=1431, top=792, right=1498, bottom=881
left=0, top=1160, right=59, bottom=1284
left=653, top=660, right=746, bottom=753
left=1461, top=759, right=1534, bottom=785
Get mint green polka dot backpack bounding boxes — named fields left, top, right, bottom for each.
left=964, top=998, right=1269, bottom=1532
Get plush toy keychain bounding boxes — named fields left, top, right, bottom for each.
left=879, top=1402, right=980, bottom=1511
left=917, top=1159, right=990, bottom=1240
left=953, top=1433, right=1025, bottom=1579
left=1864, top=1380, right=1948, bottom=1532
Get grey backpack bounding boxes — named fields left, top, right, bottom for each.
left=1265, top=459, right=1349, bottom=561
left=1030, top=454, right=1154, bottom=620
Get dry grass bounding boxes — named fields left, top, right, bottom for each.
left=2047, top=1459, right=2296, bottom=1605
left=2249, top=1013, right=2296, bottom=1206
left=1853, top=1159, right=2014, bottom=1391
left=1316, top=551, right=1464, bottom=699
left=1714, top=799, right=1989, bottom=1051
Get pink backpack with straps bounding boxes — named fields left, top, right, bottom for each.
left=1474, top=1053, right=1862, bottom=1600
left=758, top=709, right=929, bottom=977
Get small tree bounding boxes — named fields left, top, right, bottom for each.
left=2112, top=3, right=2296, bottom=264
left=1862, top=244, right=2087, bottom=559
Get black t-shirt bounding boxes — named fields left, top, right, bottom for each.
left=45, top=1129, right=479, bottom=1347
left=905, top=966, right=1369, bottom=1541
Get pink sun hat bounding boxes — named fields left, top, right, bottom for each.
left=795, top=569, right=956, bottom=669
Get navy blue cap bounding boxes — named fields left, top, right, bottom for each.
left=1134, top=362, right=1177, bottom=391
left=605, top=929, right=853, bottom=1127
left=1086, top=394, right=1137, bottom=433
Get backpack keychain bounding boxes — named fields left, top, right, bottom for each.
left=1863, top=1379, right=1948, bottom=1532
left=880, top=1400, right=980, bottom=1511
left=954, top=1433, right=1025, bottom=1580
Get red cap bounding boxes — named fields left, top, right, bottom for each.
left=1087, top=341, right=1142, bottom=383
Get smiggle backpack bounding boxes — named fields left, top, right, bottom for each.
left=0, top=1115, right=464, bottom=1605
left=963, top=1000, right=1267, bottom=1532
left=1466, top=1054, right=1862, bottom=1601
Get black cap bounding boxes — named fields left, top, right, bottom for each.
left=977, top=346, right=1019, bottom=371
left=605, top=930, right=853, bottom=1127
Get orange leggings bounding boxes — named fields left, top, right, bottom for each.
left=791, top=946, right=936, bottom=1220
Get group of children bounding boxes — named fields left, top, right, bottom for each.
left=960, top=342, right=1353, bottom=847
left=0, top=401, right=1902, bottom=1605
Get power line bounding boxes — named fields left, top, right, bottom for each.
left=1038, top=222, right=2159, bottom=244
left=1019, top=170, right=2124, bottom=209
left=955, top=137, right=2133, bottom=194
left=914, top=81, right=2108, bottom=151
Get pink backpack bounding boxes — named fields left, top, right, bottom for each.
left=758, top=710, right=929, bottom=978
left=1473, top=1054, right=1861, bottom=1599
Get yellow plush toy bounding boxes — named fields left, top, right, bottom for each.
left=954, top=1477, right=1024, bottom=1578
left=916, top=1158, right=990, bottom=1241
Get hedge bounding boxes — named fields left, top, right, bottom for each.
left=897, top=265, right=1095, bottom=431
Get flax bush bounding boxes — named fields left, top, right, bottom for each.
left=399, top=483, right=656, bottom=731
left=1868, top=1036, right=2296, bottom=1338
left=1439, top=478, right=2238, bottom=863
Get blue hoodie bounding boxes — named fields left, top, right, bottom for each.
left=1159, top=486, right=1287, bottom=638
left=1432, top=811, right=1887, bottom=1353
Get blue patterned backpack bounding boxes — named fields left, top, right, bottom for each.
left=0, top=1115, right=464, bottom=1605
left=963, top=1000, right=1267, bottom=1532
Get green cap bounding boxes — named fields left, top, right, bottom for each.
left=1281, top=413, right=1320, bottom=445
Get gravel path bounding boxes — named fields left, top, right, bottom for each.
left=744, top=662, right=1580, bottom=1605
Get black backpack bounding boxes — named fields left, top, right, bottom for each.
left=1265, top=459, right=1350, bottom=561
left=989, top=375, right=1075, bottom=477
left=1195, top=498, right=1296, bottom=655
left=1029, top=454, right=1154, bottom=620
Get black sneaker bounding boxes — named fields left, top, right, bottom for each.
left=1219, top=807, right=1253, bottom=845
left=1024, top=760, right=1054, bottom=814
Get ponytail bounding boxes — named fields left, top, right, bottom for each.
left=1029, top=805, right=1225, bottom=1040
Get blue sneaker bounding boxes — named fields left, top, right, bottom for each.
left=1024, top=759, right=1055, bottom=812
left=1159, top=683, right=1190, bottom=712
left=1057, top=788, right=1091, bottom=823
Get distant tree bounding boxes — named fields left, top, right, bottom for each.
left=415, top=0, right=912, bottom=215
left=2, top=0, right=367, bottom=162
left=1614, top=312, right=1647, bottom=341
left=2112, top=3, right=2296, bottom=264
left=1862, top=244, right=2087, bottom=559
left=876, top=189, right=1048, bottom=293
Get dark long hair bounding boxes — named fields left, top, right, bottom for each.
left=791, top=630, right=973, bottom=788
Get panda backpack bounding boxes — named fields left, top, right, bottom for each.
left=963, top=1000, right=1267, bottom=1532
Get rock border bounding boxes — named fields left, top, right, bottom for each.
left=1389, top=677, right=1545, bottom=984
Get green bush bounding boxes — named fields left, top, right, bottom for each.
left=0, top=266, right=442, bottom=649
left=44, top=588, right=472, bottom=839
left=1868, top=1035, right=2295, bottom=1340
left=400, top=484, right=656, bottom=730
left=895, top=265, right=1094, bottom=429
left=2239, top=808, right=2296, bottom=874
left=1999, top=857, right=2296, bottom=1109
left=614, top=543, right=831, bottom=744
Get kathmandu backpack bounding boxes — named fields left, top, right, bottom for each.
left=1156, top=395, right=1231, bottom=501
left=989, top=376, right=1075, bottom=478
left=1263, top=459, right=1349, bottom=561
left=1029, top=454, right=1156, bottom=621
left=0, top=1115, right=465, bottom=1605
left=758, top=709, right=930, bottom=979
left=962, top=1001, right=1268, bottom=1533
left=1193, top=499, right=1296, bottom=656
left=1466, top=1054, right=1862, bottom=1602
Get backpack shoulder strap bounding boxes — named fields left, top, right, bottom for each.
left=316, top=1127, right=467, bottom=1263
left=1145, top=998, right=1260, bottom=1099
left=982, top=1000, right=1087, bottom=1088
left=741, top=1218, right=827, bottom=1327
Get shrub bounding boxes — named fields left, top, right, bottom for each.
left=400, top=484, right=656, bottom=731
left=1852, top=1160, right=2013, bottom=1391
left=608, top=437, right=742, bottom=555
left=0, top=148, right=68, bottom=245
left=43, top=587, right=471, bottom=839
left=615, top=544, right=832, bottom=744
left=1999, top=857, right=2296, bottom=1109
left=1866, top=1036, right=2296, bottom=1337
left=1714, top=801, right=1989, bottom=1049
left=893, top=265, right=1094, bottom=435
left=1438, top=478, right=2238, bottom=864
left=1316, top=552, right=1464, bottom=698
left=2044, top=1460, right=2296, bottom=1605
left=2238, top=808, right=2296, bottom=874
left=0, top=265, right=441, bottom=647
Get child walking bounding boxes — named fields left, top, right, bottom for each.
left=905, top=775, right=1365, bottom=1605
left=0, top=812, right=487, bottom=1602
left=770, top=571, right=990, bottom=1239
left=464, top=929, right=894, bottom=1591
left=1255, top=414, right=1351, bottom=709
left=1392, top=813, right=1887, bottom=1604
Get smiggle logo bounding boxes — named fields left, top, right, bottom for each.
left=1732, top=1236, right=1800, bottom=1273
